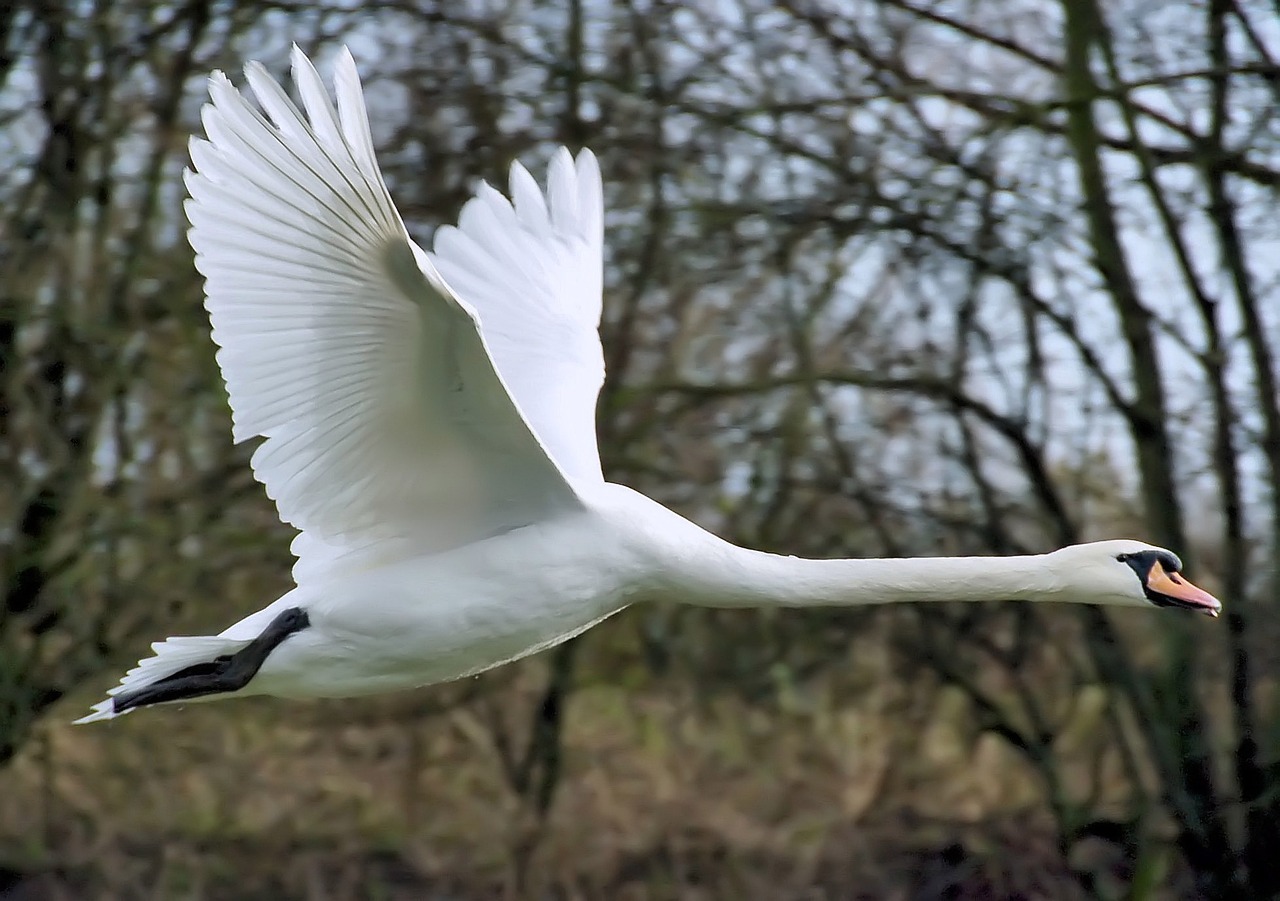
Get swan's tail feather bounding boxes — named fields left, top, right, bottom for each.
left=75, top=607, right=310, bottom=724
left=74, top=635, right=252, bottom=724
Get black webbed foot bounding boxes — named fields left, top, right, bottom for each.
left=112, top=608, right=309, bottom=714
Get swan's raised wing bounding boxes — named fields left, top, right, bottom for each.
left=430, top=150, right=606, bottom=483
left=185, top=47, right=583, bottom=581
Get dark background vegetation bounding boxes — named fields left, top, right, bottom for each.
left=2, top=0, right=1278, bottom=897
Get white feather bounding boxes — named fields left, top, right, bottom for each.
left=431, top=148, right=606, bottom=483
left=185, top=45, right=582, bottom=580
left=73, top=636, right=251, bottom=723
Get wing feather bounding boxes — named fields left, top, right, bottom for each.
left=187, top=46, right=583, bottom=582
left=431, top=148, right=606, bottom=483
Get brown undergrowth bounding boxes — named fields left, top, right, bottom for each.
left=0, top=610, right=1171, bottom=899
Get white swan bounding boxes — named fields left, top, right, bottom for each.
left=76, top=48, right=1219, bottom=724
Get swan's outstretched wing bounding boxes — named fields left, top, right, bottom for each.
left=430, top=149, right=605, bottom=483
left=185, top=47, right=583, bottom=580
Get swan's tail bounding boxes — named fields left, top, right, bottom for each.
left=74, top=635, right=254, bottom=724
left=75, top=605, right=311, bottom=724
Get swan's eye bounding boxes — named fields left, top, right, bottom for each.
left=1115, top=553, right=1130, bottom=562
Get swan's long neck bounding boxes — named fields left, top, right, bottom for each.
left=663, top=529, right=1064, bottom=608
left=608, top=486, right=1073, bottom=609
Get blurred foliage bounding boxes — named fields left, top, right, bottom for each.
left=1, top=0, right=1278, bottom=897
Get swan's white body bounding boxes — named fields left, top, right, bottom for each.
left=77, top=49, right=1218, bottom=724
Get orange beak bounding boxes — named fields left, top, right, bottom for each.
left=1147, top=561, right=1221, bottom=617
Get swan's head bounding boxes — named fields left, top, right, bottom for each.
left=1048, top=540, right=1221, bottom=616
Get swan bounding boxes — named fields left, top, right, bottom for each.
left=76, top=47, right=1220, bottom=724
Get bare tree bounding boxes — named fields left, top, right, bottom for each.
left=0, top=0, right=297, bottom=761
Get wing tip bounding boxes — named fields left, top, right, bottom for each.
left=335, top=44, right=357, bottom=73
left=242, top=59, right=268, bottom=80
left=574, top=147, right=601, bottom=182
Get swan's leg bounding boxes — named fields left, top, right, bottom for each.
left=112, top=607, right=310, bottom=714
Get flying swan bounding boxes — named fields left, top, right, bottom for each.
left=77, top=48, right=1220, bottom=724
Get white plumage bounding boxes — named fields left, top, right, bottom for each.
left=77, top=48, right=1219, bottom=724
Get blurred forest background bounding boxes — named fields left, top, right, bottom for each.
left=2, top=0, right=1278, bottom=898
